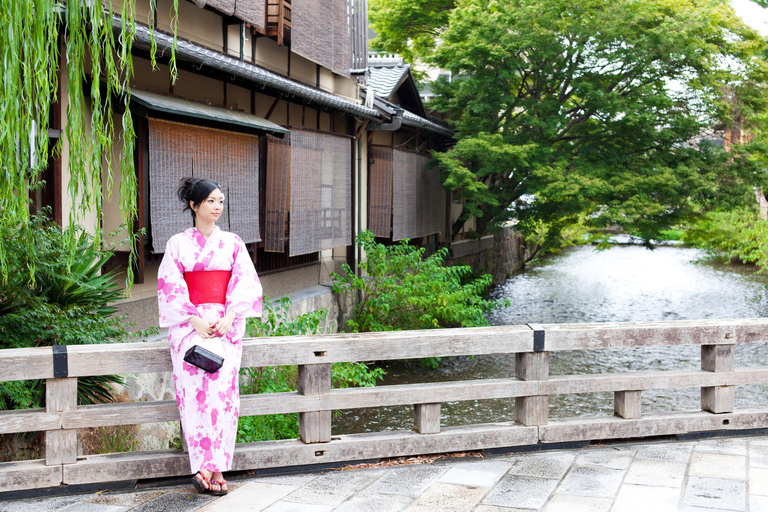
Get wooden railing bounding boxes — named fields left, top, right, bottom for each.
left=2, top=318, right=768, bottom=492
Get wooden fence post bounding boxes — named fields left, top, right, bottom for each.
left=614, top=390, right=642, bottom=419
left=45, top=378, right=78, bottom=466
left=515, top=352, right=548, bottom=426
left=701, top=344, right=734, bottom=414
left=298, top=364, right=331, bottom=443
left=414, top=403, right=441, bottom=434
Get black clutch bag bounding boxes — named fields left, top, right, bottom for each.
left=184, top=343, right=224, bottom=373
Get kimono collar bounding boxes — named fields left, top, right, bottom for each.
left=186, top=226, right=221, bottom=250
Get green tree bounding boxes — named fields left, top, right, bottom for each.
left=1, top=1, right=178, bottom=286
left=372, top=0, right=768, bottom=247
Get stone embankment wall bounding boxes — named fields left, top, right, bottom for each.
left=446, top=226, right=533, bottom=284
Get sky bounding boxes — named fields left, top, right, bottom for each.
left=733, top=0, right=768, bottom=35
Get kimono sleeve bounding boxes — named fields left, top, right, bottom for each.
left=157, top=236, right=199, bottom=329
left=225, top=236, right=263, bottom=319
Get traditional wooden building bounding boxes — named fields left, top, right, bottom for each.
left=38, top=0, right=454, bottom=332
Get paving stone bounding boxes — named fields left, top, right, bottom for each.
left=540, top=494, right=612, bottom=512
left=555, top=466, right=625, bottom=498
left=472, top=506, right=534, bottom=512
left=634, top=443, right=694, bottom=463
left=750, top=494, right=768, bottom=512
left=60, top=504, right=129, bottom=512
left=364, top=466, right=448, bottom=498
left=506, top=452, right=576, bottom=480
left=750, top=467, right=768, bottom=497
left=0, top=495, right=88, bottom=512
left=403, top=482, right=488, bottom=511
left=611, top=483, right=680, bottom=512
left=333, top=492, right=413, bottom=512
left=751, top=444, right=768, bottom=469
left=250, top=473, right=320, bottom=486
left=481, top=475, right=558, bottom=509
left=281, top=472, right=375, bottom=506
left=689, top=452, right=746, bottom=480
left=437, top=461, right=513, bottom=488
left=623, top=459, right=687, bottom=487
left=574, top=447, right=635, bottom=470
left=262, top=502, right=334, bottom=512
left=694, top=438, right=748, bottom=456
left=683, top=476, right=747, bottom=511
left=130, top=490, right=216, bottom=512
left=197, top=483, right=297, bottom=512
left=86, top=491, right=166, bottom=508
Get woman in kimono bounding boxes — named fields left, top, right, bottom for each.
left=157, top=178, right=262, bottom=496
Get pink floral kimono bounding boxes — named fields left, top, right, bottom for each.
left=157, top=226, right=262, bottom=472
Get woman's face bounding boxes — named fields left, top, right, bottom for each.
left=191, top=188, right=224, bottom=224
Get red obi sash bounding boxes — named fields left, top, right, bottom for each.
left=183, top=270, right=231, bottom=305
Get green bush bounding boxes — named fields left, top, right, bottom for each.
left=682, top=207, right=768, bottom=267
left=237, top=296, right=384, bottom=442
left=332, top=231, right=508, bottom=333
left=0, top=214, right=141, bottom=410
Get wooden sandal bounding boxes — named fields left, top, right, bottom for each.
left=210, top=479, right=228, bottom=496
left=191, top=471, right=211, bottom=494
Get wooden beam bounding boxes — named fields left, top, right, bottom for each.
left=414, top=403, right=441, bottom=434
left=515, top=352, right=548, bottom=426
left=614, top=390, right=642, bottom=419
left=702, top=344, right=735, bottom=414
left=298, top=364, right=331, bottom=443
left=45, top=378, right=78, bottom=466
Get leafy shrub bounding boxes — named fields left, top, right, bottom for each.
left=332, top=231, right=508, bottom=333
left=0, top=214, right=141, bottom=410
left=237, top=296, right=384, bottom=442
left=682, top=207, right=768, bottom=268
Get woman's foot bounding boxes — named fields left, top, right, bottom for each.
left=210, top=472, right=228, bottom=496
left=191, top=470, right=211, bottom=494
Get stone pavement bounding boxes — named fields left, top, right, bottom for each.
left=3, top=434, right=768, bottom=512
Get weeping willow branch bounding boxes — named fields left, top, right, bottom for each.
left=0, top=0, right=177, bottom=288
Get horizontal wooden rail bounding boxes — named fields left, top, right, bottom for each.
left=6, top=366, right=768, bottom=435
left=2, top=318, right=768, bottom=493
left=4, top=319, right=768, bottom=381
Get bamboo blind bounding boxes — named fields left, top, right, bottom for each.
left=368, top=145, right=393, bottom=237
left=265, top=135, right=290, bottom=252
left=148, top=119, right=260, bottom=252
left=392, top=149, right=444, bottom=241
left=289, top=129, right=352, bottom=256
left=235, top=0, right=266, bottom=33
left=192, top=0, right=236, bottom=15
left=191, top=0, right=263, bottom=32
left=291, top=0, right=351, bottom=78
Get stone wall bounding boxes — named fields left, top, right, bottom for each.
left=446, top=226, right=532, bottom=285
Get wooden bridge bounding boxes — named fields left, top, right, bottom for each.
left=2, top=318, right=767, bottom=493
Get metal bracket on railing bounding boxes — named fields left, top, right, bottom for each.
left=527, top=323, right=545, bottom=352
left=52, top=344, right=68, bottom=378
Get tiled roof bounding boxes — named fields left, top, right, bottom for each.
left=368, top=65, right=411, bottom=99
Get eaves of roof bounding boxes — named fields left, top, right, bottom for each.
left=130, top=88, right=289, bottom=134
left=114, top=17, right=380, bottom=122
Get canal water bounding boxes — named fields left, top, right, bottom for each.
left=332, top=244, right=768, bottom=434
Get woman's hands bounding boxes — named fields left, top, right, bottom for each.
left=213, top=310, right=237, bottom=337
left=189, top=316, right=216, bottom=338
